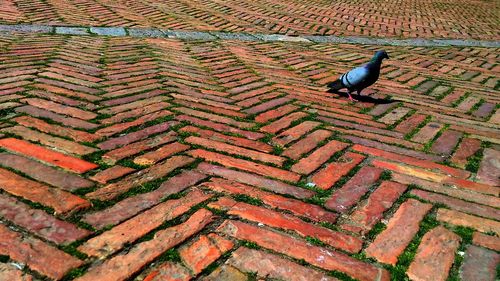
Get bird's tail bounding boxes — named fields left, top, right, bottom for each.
left=327, top=79, right=343, bottom=92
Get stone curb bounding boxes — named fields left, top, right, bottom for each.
left=0, top=24, right=499, bottom=48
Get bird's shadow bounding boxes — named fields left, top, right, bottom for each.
left=327, top=89, right=393, bottom=104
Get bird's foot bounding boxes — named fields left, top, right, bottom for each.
left=347, top=93, right=358, bottom=102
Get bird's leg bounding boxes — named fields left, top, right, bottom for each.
left=347, top=90, right=358, bottom=102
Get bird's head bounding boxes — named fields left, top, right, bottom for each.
left=373, top=50, right=389, bottom=62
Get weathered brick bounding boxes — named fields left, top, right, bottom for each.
left=98, top=121, right=178, bottom=150
left=87, top=155, right=195, bottom=201
left=272, top=121, right=321, bottom=146
left=260, top=112, right=308, bottom=134
left=134, top=142, right=189, bottom=165
left=201, top=265, right=247, bottom=281
left=394, top=113, right=427, bottom=134
left=0, top=152, right=94, bottom=191
left=79, top=189, right=211, bottom=258
left=197, top=162, right=314, bottom=199
left=341, top=181, right=407, bottom=234
left=202, top=178, right=336, bottom=223
left=14, top=115, right=98, bottom=142
left=282, top=129, right=332, bottom=159
left=179, top=234, right=234, bottom=274
left=0, top=194, right=91, bottom=244
left=84, top=170, right=207, bottom=229
left=411, top=189, right=500, bottom=220
left=325, top=166, right=382, bottom=213
left=176, top=115, right=264, bottom=140
left=217, top=220, right=389, bottom=281
left=142, top=262, right=191, bottom=281
left=0, top=224, right=83, bottom=280
left=430, top=130, right=462, bottom=156
left=476, top=148, right=500, bottom=186
left=0, top=263, right=33, bottom=281
left=90, top=165, right=136, bottom=184
left=460, top=245, right=499, bottom=281
left=255, top=104, right=298, bottom=123
left=291, top=140, right=349, bottom=175
left=0, top=138, right=98, bottom=174
left=472, top=232, right=500, bottom=251
left=412, top=122, right=443, bottom=143
left=0, top=168, right=90, bottom=214
left=407, top=226, right=461, bottom=281
left=312, top=152, right=365, bottom=190
left=227, top=247, right=340, bottom=281
left=450, top=138, right=481, bottom=168
left=188, top=149, right=300, bottom=182
left=186, top=136, right=285, bottom=165
left=75, top=209, right=213, bottom=281
left=365, top=199, right=432, bottom=264
left=436, top=208, right=500, bottom=235
left=212, top=198, right=361, bottom=253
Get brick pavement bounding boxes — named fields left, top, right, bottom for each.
left=0, top=30, right=499, bottom=281
left=0, top=0, right=499, bottom=40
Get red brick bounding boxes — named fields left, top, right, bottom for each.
left=352, top=144, right=470, bottom=178
left=79, top=189, right=211, bottom=258
left=460, top=245, right=499, bottom=281
left=244, top=97, right=290, bottom=114
left=189, top=149, right=300, bottom=182
left=272, top=121, right=321, bottom=146
left=0, top=263, right=33, bottom=281
left=0, top=224, right=83, bottom=280
left=176, top=115, right=264, bottom=140
left=201, top=265, right=247, bottom=281
left=282, top=129, right=331, bottom=159
left=180, top=125, right=273, bottom=153
left=411, top=189, right=500, bottom=220
left=102, top=131, right=177, bottom=164
left=84, top=170, right=207, bottom=229
left=0, top=138, right=98, bottom=173
left=255, top=104, right=298, bottom=123
left=176, top=107, right=253, bottom=129
left=431, top=130, right=463, bottom=156
left=98, top=121, right=178, bottom=150
left=312, top=152, right=365, bottom=190
left=134, top=142, right=189, bottom=165
left=2, top=125, right=97, bottom=155
left=143, top=262, right=191, bottom=281
left=21, top=98, right=97, bottom=120
left=472, top=232, right=500, bottom=251
left=394, top=113, right=426, bottom=134
left=213, top=198, right=361, bottom=253
left=325, top=166, right=382, bottom=213
left=0, top=194, right=91, bottom=244
left=407, top=226, right=461, bottom=281
left=87, top=155, right=195, bottom=201
left=197, top=162, right=314, bottom=199
left=260, top=112, right=308, bottom=134
left=436, top=208, right=500, bottom=235
left=227, top=247, right=340, bottom=281
left=450, top=138, right=481, bottom=168
left=372, top=159, right=498, bottom=196
left=476, top=148, right=500, bottom=186
left=412, top=122, right=443, bottom=143
left=179, top=234, right=234, bottom=274
left=217, top=220, right=389, bottom=281
left=341, top=181, right=407, bottom=234
left=90, top=165, right=136, bottom=184
left=75, top=209, right=213, bottom=281
left=186, top=136, right=285, bottom=166
left=0, top=152, right=94, bottom=191
left=291, top=140, right=349, bottom=175
left=0, top=167, right=90, bottom=214
left=202, top=178, right=336, bottom=223
left=95, top=110, right=172, bottom=138
left=14, top=115, right=98, bottom=142
left=365, top=199, right=432, bottom=265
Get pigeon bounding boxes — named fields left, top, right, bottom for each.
left=328, top=50, right=389, bottom=102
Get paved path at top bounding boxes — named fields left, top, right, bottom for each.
left=0, top=30, right=499, bottom=281
left=1, top=0, right=499, bottom=40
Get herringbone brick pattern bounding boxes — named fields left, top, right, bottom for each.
left=0, top=0, right=499, bottom=40
left=0, top=33, right=499, bottom=281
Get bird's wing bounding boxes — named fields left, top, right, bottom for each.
left=340, top=66, right=370, bottom=89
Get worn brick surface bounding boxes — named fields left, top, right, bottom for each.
left=0, top=20, right=498, bottom=281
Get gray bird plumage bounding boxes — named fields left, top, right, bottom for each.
left=328, top=50, right=389, bottom=101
